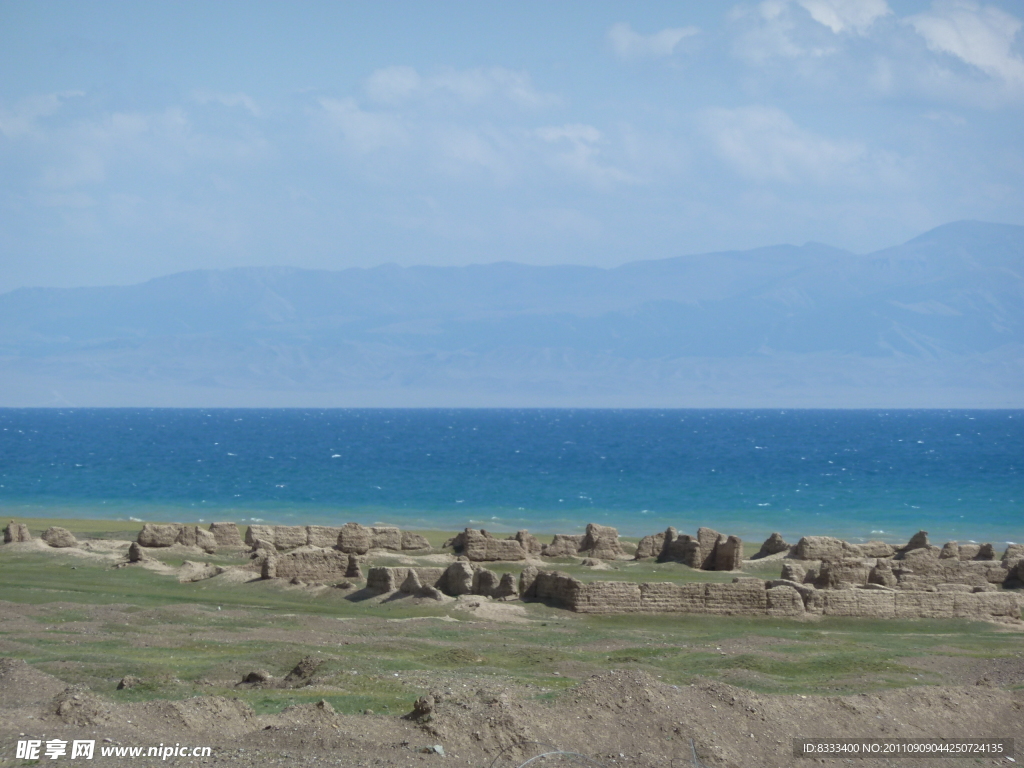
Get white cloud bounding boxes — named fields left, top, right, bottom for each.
left=364, top=65, right=558, bottom=108
left=14, top=99, right=269, bottom=198
left=607, top=22, right=699, bottom=59
left=907, top=1, right=1024, bottom=90
left=731, top=2, right=828, bottom=62
left=318, top=97, right=407, bottom=154
left=797, top=0, right=891, bottom=34
left=192, top=91, right=262, bottom=117
left=699, top=106, right=867, bottom=184
left=535, top=124, right=637, bottom=190
left=39, top=108, right=192, bottom=189
left=430, top=125, right=515, bottom=182
left=0, top=91, right=83, bottom=140
left=536, top=124, right=603, bottom=145
left=364, top=66, right=422, bottom=105
left=923, top=109, right=967, bottom=125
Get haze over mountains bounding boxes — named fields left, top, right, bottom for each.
left=2, top=220, right=1021, bottom=408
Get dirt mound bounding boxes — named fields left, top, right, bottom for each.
left=127, top=696, right=256, bottom=738
left=398, top=668, right=1024, bottom=767
left=284, top=655, right=323, bottom=685
left=409, top=685, right=536, bottom=757
left=177, top=560, right=225, bottom=582
left=54, top=684, right=116, bottom=726
left=0, top=658, right=69, bottom=709
left=3, top=654, right=1024, bottom=767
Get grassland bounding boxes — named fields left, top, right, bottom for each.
left=2, top=518, right=1022, bottom=722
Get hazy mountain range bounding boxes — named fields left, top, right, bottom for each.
left=2, top=220, right=1022, bottom=408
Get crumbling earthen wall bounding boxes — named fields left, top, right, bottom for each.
left=366, top=566, right=448, bottom=593
left=262, top=549, right=359, bottom=582
left=576, top=524, right=626, bottom=560
left=136, top=523, right=216, bottom=552
left=543, top=534, right=586, bottom=558
left=634, top=526, right=743, bottom=571
left=209, top=522, right=244, bottom=548
left=3, top=521, right=32, bottom=543
left=365, top=563, right=517, bottom=599
left=157, top=522, right=430, bottom=554
left=446, top=528, right=527, bottom=561
left=521, top=570, right=1022, bottom=623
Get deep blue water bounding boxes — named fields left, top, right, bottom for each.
left=0, top=409, right=1021, bottom=545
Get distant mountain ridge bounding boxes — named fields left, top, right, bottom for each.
left=1, top=220, right=1022, bottom=407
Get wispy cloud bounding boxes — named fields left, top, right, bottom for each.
left=364, top=65, right=559, bottom=108
left=699, top=106, right=869, bottom=185
left=607, top=22, right=699, bottom=60
left=534, top=124, right=638, bottom=190
left=0, top=91, right=83, bottom=140
left=730, top=1, right=833, bottom=62
left=192, top=91, right=262, bottom=117
left=906, top=1, right=1024, bottom=92
left=797, top=0, right=891, bottom=34
left=318, top=97, right=408, bottom=154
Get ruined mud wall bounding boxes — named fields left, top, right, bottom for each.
left=262, top=549, right=360, bottom=582
left=522, top=571, right=1022, bottom=623
left=366, top=564, right=518, bottom=599
left=634, top=527, right=743, bottom=570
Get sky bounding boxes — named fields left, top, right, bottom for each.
left=1, top=0, right=1023, bottom=294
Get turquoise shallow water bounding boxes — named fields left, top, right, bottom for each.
left=0, top=408, right=1021, bottom=545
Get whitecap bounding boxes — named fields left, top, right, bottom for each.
left=129, top=516, right=142, bottom=522
left=331, top=454, right=341, bottom=458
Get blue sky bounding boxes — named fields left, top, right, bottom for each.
left=1, top=0, right=1022, bottom=293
